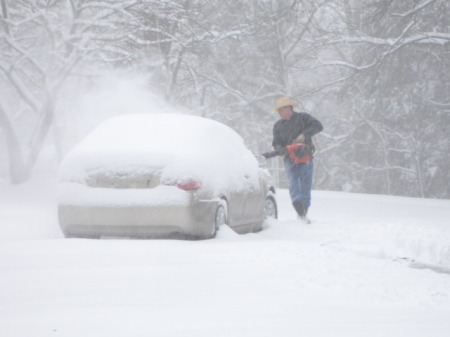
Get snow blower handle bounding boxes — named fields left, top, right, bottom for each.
left=261, top=148, right=285, bottom=159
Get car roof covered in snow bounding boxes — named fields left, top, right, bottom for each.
left=59, top=113, right=260, bottom=192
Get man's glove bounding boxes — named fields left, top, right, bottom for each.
left=296, top=133, right=305, bottom=143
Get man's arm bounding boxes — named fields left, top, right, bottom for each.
left=302, top=113, right=323, bottom=138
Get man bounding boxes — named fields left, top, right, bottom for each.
left=269, top=96, right=323, bottom=223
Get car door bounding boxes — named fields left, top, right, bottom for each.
left=242, top=172, right=267, bottom=224
left=228, top=173, right=265, bottom=229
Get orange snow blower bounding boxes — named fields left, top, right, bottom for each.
left=262, top=142, right=311, bottom=164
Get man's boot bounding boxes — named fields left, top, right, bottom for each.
left=293, top=202, right=311, bottom=224
left=292, top=201, right=305, bottom=217
left=302, top=207, right=311, bottom=224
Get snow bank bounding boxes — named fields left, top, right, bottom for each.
left=300, top=191, right=450, bottom=269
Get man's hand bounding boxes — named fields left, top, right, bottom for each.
left=296, top=133, right=305, bottom=143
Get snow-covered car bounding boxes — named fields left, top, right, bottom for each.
left=58, top=113, right=277, bottom=239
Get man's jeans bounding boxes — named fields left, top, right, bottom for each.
left=284, top=157, right=314, bottom=209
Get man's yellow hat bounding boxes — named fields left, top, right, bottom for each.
left=273, top=96, right=299, bottom=111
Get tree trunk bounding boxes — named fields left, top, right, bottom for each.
left=1, top=0, right=9, bottom=36
left=0, top=105, right=29, bottom=184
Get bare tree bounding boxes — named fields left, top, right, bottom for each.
left=311, top=0, right=450, bottom=198
left=2, top=0, right=449, bottom=198
left=0, top=0, right=142, bottom=183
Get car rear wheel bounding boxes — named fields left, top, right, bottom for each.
left=264, top=196, right=277, bottom=220
left=213, top=200, right=228, bottom=237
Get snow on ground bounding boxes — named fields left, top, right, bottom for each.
left=1, top=172, right=450, bottom=337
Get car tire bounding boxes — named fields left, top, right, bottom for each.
left=213, top=200, right=228, bottom=237
left=64, top=233, right=100, bottom=239
left=264, top=196, right=278, bottom=220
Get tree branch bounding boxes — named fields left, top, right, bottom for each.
left=392, top=0, right=437, bottom=17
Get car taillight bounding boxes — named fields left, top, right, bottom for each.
left=176, top=181, right=201, bottom=191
